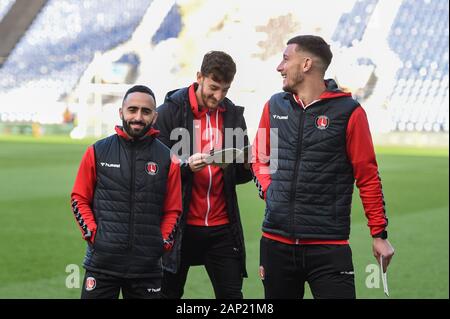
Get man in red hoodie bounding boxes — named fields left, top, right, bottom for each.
left=71, top=85, right=182, bottom=299
left=252, top=35, right=395, bottom=298
left=156, top=51, right=252, bottom=298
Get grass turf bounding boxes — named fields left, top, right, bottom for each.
left=0, top=136, right=448, bottom=298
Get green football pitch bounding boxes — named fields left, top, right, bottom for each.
left=0, top=135, right=448, bottom=299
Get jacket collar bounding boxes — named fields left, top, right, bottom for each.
left=284, top=78, right=352, bottom=104
left=115, top=125, right=160, bottom=141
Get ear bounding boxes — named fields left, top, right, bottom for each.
left=152, top=112, right=158, bottom=125
left=119, top=107, right=123, bottom=120
left=196, top=71, right=203, bottom=83
left=303, top=57, right=313, bottom=73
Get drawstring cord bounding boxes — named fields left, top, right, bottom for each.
left=206, top=110, right=219, bottom=149
left=215, top=109, right=219, bottom=145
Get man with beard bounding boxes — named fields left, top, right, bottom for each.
left=71, top=85, right=182, bottom=299
left=252, top=35, right=394, bottom=298
left=155, top=51, right=252, bottom=298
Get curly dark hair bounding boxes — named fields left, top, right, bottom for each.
left=200, top=51, right=236, bottom=83
left=287, top=35, right=333, bottom=73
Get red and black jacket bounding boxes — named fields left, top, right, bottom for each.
left=71, top=126, right=182, bottom=278
left=155, top=83, right=252, bottom=276
left=252, top=79, right=388, bottom=244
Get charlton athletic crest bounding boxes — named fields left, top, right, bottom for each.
left=145, top=162, right=159, bottom=175
left=315, top=115, right=330, bottom=130
left=85, top=277, right=96, bottom=291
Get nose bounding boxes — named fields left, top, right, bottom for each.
left=214, top=91, right=224, bottom=102
left=135, top=109, right=144, bottom=121
left=276, top=61, right=284, bottom=73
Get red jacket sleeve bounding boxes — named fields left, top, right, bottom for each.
left=71, top=146, right=97, bottom=242
left=251, top=101, right=272, bottom=199
left=160, top=156, right=182, bottom=250
left=346, top=106, right=388, bottom=236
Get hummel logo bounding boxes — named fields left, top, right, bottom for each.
left=272, top=114, right=288, bottom=120
left=147, top=287, right=161, bottom=293
left=100, top=162, right=120, bottom=168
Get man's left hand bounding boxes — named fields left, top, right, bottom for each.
left=372, top=238, right=395, bottom=272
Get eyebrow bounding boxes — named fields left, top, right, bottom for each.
left=127, top=105, right=154, bottom=111
left=210, top=84, right=230, bottom=90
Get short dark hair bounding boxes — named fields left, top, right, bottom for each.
left=122, top=85, right=156, bottom=105
left=287, top=35, right=333, bottom=73
left=200, top=51, right=236, bottom=83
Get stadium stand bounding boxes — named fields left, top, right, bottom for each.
left=0, top=0, right=153, bottom=97
left=0, top=0, right=448, bottom=135
left=387, top=0, right=449, bottom=132
left=0, top=0, right=47, bottom=66
left=331, top=0, right=448, bottom=132
left=332, top=0, right=379, bottom=48
left=151, top=3, right=182, bottom=45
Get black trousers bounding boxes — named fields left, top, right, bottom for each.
left=260, top=237, right=356, bottom=299
left=162, top=224, right=243, bottom=299
left=80, top=270, right=162, bottom=299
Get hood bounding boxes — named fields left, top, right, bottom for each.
left=320, top=79, right=353, bottom=100
left=163, top=87, right=189, bottom=107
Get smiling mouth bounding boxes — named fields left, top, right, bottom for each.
left=130, top=123, right=144, bottom=129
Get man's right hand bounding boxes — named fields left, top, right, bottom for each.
left=85, top=227, right=96, bottom=244
left=188, top=153, right=208, bottom=172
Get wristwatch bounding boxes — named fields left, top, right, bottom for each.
left=372, top=230, right=388, bottom=239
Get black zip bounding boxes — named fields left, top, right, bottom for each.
left=289, top=106, right=306, bottom=238
left=127, top=144, right=136, bottom=252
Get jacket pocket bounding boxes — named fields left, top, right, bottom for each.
left=92, top=222, right=102, bottom=250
